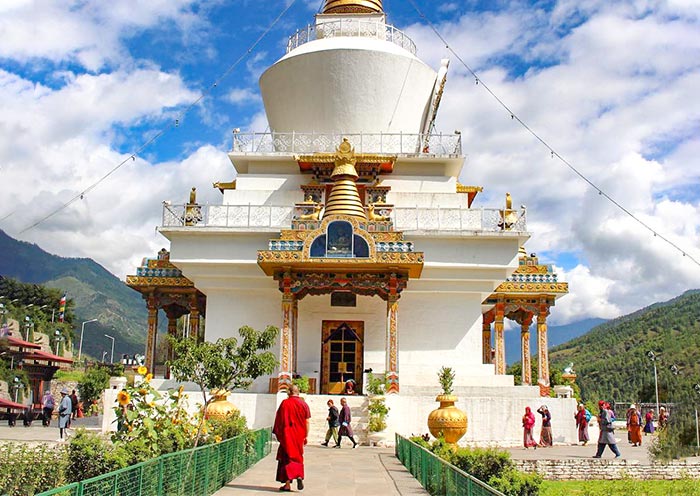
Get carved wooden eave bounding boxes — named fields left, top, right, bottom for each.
left=456, top=183, right=483, bottom=208
left=294, top=153, right=397, bottom=181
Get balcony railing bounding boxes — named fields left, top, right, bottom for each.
left=287, top=19, right=417, bottom=54
left=231, top=132, right=462, bottom=157
left=161, top=203, right=527, bottom=233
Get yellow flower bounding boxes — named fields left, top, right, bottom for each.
left=138, top=388, right=148, bottom=396
left=117, top=390, right=130, bottom=406
left=177, top=386, right=184, bottom=397
left=148, top=402, right=155, bottom=408
left=214, top=435, right=222, bottom=443
left=145, top=373, right=153, bottom=382
left=137, top=365, right=148, bottom=376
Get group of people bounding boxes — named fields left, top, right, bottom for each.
left=272, top=387, right=360, bottom=492
left=41, top=388, right=80, bottom=441
left=522, top=405, right=553, bottom=448
left=523, top=400, right=669, bottom=459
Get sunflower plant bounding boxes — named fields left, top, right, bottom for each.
left=112, top=372, right=197, bottom=458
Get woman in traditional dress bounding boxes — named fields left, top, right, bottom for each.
left=522, top=406, right=537, bottom=449
left=626, top=404, right=643, bottom=447
left=658, top=407, right=668, bottom=429
left=575, top=403, right=589, bottom=446
left=336, top=397, right=358, bottom=448
left=643, top=409, right=655, bottom=435
left=537, top=405, right=553, bottom=447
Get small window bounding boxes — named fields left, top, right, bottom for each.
left=309, top=221, right=370, bottom=259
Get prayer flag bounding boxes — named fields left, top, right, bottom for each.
left=58, top=294, right=66, bottom=322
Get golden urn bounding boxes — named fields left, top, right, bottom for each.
left=205, top=390, right=238, bottom=421
left=427, top=394, right=468, bottom=444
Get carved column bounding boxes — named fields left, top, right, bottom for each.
left=494, top=301, right=506, bottom=375
left=145, top=297, right=159, bottom=374
left=278, top=274, right=294, bottom=392
left=482, top=311, right=494, bottom=364
left=521, top=314, right=533, bottom=386
left=291, top=298, right=298, bottom=377
left=188, top=296, right=200, bottom=341
left=165, top=314, right=178, bottom=380
left=385, top=293, right=400, bottom=394
left=537, top=299, right=550, bottom=392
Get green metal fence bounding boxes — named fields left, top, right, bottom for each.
left=395, top=434, right=505, bottom=496
left=36, top=428, right=271, bottom=496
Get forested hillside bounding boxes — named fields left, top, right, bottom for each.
left=549, top=290, right=700, bottom=406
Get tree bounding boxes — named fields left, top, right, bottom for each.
left=79, top=365, right=111, bottom=405
left=167, top=325, right=279, bottom=408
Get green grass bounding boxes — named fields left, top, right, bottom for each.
left=541, top=478, right=700, bottom=496
left=53, top=369, right=85, bottom=382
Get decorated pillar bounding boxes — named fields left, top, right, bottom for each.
left=520, top=314, right=533, bottom=386
left=145, top=296, right=159, bottom=374
left=494, top=301, right=506, bottom=375
left=386, top=294, right=400, bottom=394
left=165, top=312, right=178, bottom=379
left=291, top=298, right=299, bottom=379
left=482, top=311, right=494, bottom=364
left=537, top=298, right=551, bottom=393
left=188, top=304, right=200, bottom=341
left=278, top=273, right=294, bottom=392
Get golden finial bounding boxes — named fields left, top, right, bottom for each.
left=323, top=139, right=367, bottom=220
left=322, top=0, right=383, bottom=14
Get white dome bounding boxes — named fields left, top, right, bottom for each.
left=259, top=35, right=438, bottom=137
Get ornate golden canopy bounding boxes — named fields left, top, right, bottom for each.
left=323, top=139, right=367, bottom=220
left=322, top=0, right=383, bottom=14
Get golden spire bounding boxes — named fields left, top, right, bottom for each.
left=323, top=139, right=367, bottom=220
left=322, top=0, right=383, bottom=14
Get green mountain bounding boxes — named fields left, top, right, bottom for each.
left=549, top=289, right=700, bottom=408
left=506, top=318, right=606, bottom=365
left=0, top=229, right=147, bottom=360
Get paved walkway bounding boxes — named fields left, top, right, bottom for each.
left=215, top=444, right=429, bottom=495
left=506, top=441, right=654, bottom=464
left=0, top=416, right=101, bottom=443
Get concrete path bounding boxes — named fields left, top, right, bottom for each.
left=506, top=441, right=654, bottom=464
left=0, top=416, right=102, bottom=444
left=215, top=443, right=429, bottom=495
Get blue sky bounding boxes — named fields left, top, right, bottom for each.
left=0, top=0, right=699, bottom=324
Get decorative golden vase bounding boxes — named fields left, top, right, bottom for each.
left=427, top=394, right=468, bottom=444
left=205, top=390, right=238, bottom=421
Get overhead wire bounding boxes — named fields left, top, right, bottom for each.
left=405, top=0, right=700, bottom=268
left=15, top=0, right=298, bottom=235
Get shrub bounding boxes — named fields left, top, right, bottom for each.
left=79, top=365, right=110, bottom=405
left=438, top=366, right=454, bottom=395
left=205, top=410, right=249, bottom=444
left=66, top=429, right=130, bottom=482
left=450, top=446, right=513, bottom=483
left=488, top=468, right=542, bottom=496
left=368, top=397, right=389, bottom=432
left=366, top=373, right=387, bottom=395
left=0, top=442, right=68, bottom=496
left=292, top=375, right=310, bottom=393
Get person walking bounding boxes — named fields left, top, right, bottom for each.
left=658, top=407, right=668, bottom=429
left=273, top=385, right=311, bottom=492
left=643, top=409, right=655, bottom=435
left=336, top=397, right=358, bottom=448
left=321, top=399, right=340, bottom=447
left=57, top=388, right=72, bottom=442
left=69, top=390, right=79, bottom=421
left=522, top=406, right=537, bottom=449
left=593, top=400, right=621, bottom=458
left=626, top=404, right=642, bottom=447
left=537, top=405, right=553, bottom=447
left=41, top=389, right=55, bottom=427
left=575, top=403, right=590, bottom=446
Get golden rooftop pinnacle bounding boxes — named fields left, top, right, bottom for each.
left=322, top=0, right=383, bottom=14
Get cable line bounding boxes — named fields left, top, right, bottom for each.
left=15, top=0, right=298, bottom=234
left=406, top=0, right=699, bottom=268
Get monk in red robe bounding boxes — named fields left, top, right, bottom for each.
left=273, top=385, right=311, bottom=492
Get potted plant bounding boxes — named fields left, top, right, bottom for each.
left=292, top=375, right=310, bottom=394
left=427, top=366, right=468, bottom=445
left=366, top=374, right=390, bottom=445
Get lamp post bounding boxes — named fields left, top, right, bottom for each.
left=102, top=351, right=108, bottom=363
left=12, top=376, right=21, bottom=403
left=104, top=334, right=115, bottom=364
left=694, top=383, right=700, bottom=455
left=23, top=316, right=33, bottom=341
left=646, top=351, right=660, bottom=416
left=77, top=319, right=98, bottom=362
left=54, top=329, right=64, bottom=356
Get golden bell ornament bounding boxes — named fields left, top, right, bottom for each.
left=427, top=394, right=468, bottom=445
left=205, top=389, right=238, bottom=421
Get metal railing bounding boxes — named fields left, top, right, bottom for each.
left=395, top=434, right=505, bottom=496
left=161, top=203, right=527, bottom=233
left=287, top=19, right=417, bottom=54
left=36, top=428, right=271, bottom=496
left=231, top=131, right=462, bottom=157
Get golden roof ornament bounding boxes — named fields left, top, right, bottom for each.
left=322, top=0, right=383, bottom=14
left=323, top=139, right=367, bottom=220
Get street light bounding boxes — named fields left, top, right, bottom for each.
left=694, top=383, right=700, bottom=455
left=102, top=351, right=108, bottom=363
left=54, top=329, right=64, bottom=356
left=23, top=316, right=33, bottom=341
left=77, top=319, right=98, bottom=362
left=104, top=334, right=115, bottom=364
left=646, top=350, right=660, bottom=416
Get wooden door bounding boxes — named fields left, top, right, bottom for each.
left=320, top=321, right=364, bottom=394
